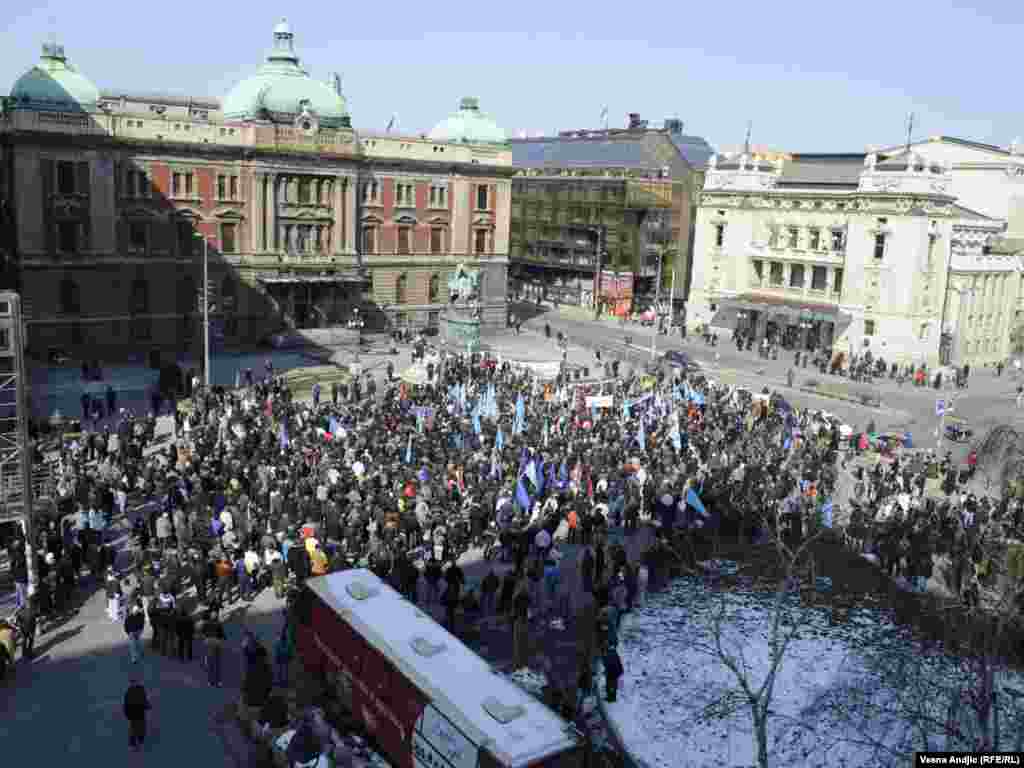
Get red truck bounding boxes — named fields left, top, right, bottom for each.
left=296, top=569, right=583, bottom=768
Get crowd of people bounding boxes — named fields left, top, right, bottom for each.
left=3, top=341, right=1021, bottom=746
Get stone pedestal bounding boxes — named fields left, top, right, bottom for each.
left=440, top=305, right=482, bottom=354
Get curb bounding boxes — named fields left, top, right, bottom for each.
left=798, top=386, right=882, bottom=408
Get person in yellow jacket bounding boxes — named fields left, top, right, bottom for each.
left=309, top=543, right=329, bottom=576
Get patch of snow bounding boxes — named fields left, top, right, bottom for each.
left=602, top=576, right=1024, bottom=768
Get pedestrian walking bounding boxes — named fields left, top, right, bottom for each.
left=124, top=600, right=145, bottom=663
left=175, top=605, right=195, bottom=662
left=603, top=646, right=624, bottom=702
left=123, top=677, right=152, bottom=750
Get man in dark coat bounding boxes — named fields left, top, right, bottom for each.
left=123, top=677, right=152, bottom=750
left=175, top=606, right=195, bottom=662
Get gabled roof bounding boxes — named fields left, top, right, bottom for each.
left=876, top=136, right=1011, bottom=157
left=950, top=203, right=996, bottom=221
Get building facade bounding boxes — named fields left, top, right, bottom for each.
left=688, top=149, right=1024, bottom=367
left=509, top=116, right=712, bottom=310
left=0, top=23, right=512, bottom=359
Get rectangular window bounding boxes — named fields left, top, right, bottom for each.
left=787, top=227, right=799, bottom=248
left=873, top=233, right=886, bottom=260
left=714, top=223, right=725, bottom=248
left=830, top=229, right=844, bottom=252
left=229, top=175, right=237, bottom=201
left=57, top=161, right=75, bottom=195
left=789, top=264, right=805, bottom=288
left=769, top=261, right=784, bottom=286
left=397, top=226, right=411, bottom=254
left=430, top=227, right=443, bottom=255
left=751, top=259, right=763, bottom=283
left=129, top=222, right=148, bottom=254
left=474, top=229, right=488, bottom=255
left=185, top=172, right=194, bottom=196
left=57, top=221, right=79, bottom=254
left=864, top=319, right=876, bottom=337
left=296, top=225, right=309, bottom=253
left=362, top=226, right=376, bottom=254
left=811, top=265, right=828, bottom=291
left=476, top=185, right=489, bottom=211
left=172, top=172, right=182, bottom=196
left=218, top=175, right=227, bottom=200
left=809, top=229, right=820, bottom=250
left=221, top=223, right=237, bottom=254
left=833, top=268, right=843, bottom=294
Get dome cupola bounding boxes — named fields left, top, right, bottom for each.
left=428, top=97, right=507, bottom=144
left=222, top=18, right=350, bottom=129
left=9, top=42, right=101, bottom=113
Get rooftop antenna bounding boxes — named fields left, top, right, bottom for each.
left=743, top=120, right=752, bottom=155
left=905, top=112, right=915, bottom=153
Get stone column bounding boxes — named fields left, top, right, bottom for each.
left=344, top=177, right=356, bottom=253
left=250, top=172, right=262, bottom=253
left=269, top=174, right=279, bottom=252
left=333, top=176, right=344, bottom=255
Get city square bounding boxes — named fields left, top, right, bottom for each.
left=2, top=6, right=1024, bottom=768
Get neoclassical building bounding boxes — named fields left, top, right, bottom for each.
left=0, top=21, right=512, bottom=358
left=688, top=147, right=1024, bottom=367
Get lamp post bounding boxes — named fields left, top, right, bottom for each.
left=737, top=309, right=749, bottom=334
left=347, top=308, right=365, bottom=364
left=194, top=232, right=210, bottom=388
left=799, top=309, right=813, bottom=351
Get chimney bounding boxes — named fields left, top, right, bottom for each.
left=628, top=113, right=643, bottom=130
left=664, top=118, right=683, bottom=135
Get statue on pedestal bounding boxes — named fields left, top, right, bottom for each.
left=447, top=263, right=480, bottom=305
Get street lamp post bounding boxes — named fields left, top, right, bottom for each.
left=194, top=232, right=210, bottom=388
left=798, top=309, right=813, bottom=352
left=347, top=308, right=365, bottom=364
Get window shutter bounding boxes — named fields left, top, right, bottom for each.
left=76, top=162, right=90, bottom=197
left=40, top=159, right=55, bottom=256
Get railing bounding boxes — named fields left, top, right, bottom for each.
left=0, top=462, right=56, bottom=523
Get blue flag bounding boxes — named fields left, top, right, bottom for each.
left=623, top=400, right=631, bottom=420
left=496, top=427, right=505, bottom=451
left=279, top=423, right=289, bottom=449
left=821, top=499, right=834, bottom=529
left=559, top=460, right=568, bottom=483
left=686, top=488, right=707, bottom=518
left=473, top=407, right=482, bottom=436
left=329, top=417, right=339, bottom=435
left=637, top=419, right=646, bottom=452
left=405, top=434, right=413, bottom=464
left=515, top=476, right=532, bottom=513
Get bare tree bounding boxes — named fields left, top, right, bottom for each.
left=690, top=501, right=826, bottom=768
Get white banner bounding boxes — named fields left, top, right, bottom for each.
left=503, top=359, right=561, bottom=380
left=585, top=395, right=614, bottom=408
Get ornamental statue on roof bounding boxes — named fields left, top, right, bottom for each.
left=448, top=263, right=480, bottom=304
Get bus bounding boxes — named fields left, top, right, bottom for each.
left=294, top=569, right=582, bottom=768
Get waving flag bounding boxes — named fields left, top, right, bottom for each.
left=525, top=459, right=539, bottom=491
left=686, top=488, right=707, bottom=517
left=496, top=426, right=505, bottom=451
left=279, top=423, right=290, bottom=450
left=820, top=498, right=834, bottom=529
left=405, top=434, right=413, bottom=464
left=515, top=476, right=532, bottom=513
left=637, top=419, right=646, bottom=452
left=623, top=400, right=631, bottom=420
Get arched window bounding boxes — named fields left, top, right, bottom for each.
left=131, top=278, right=149, bottom=314
left=396, top=273, right=408, bottom=304
left=428, top=274, right=440, bottom=303
left=59, top=277, right=80, bottom=315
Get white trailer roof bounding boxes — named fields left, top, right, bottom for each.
left=306, top=569, right=578, bottom=768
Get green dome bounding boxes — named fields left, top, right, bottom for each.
left=222, top=19, right=349, bottom=128
left=9, top=43, right=100, bottom=113
left=428, top=97, right=507, bottom=144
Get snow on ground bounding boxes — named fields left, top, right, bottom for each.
left=602, top=573, right=1024, bottom=768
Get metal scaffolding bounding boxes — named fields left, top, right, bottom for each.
left=0, top=293, right=39, bottom=593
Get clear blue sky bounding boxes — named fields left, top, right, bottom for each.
left=4, top=0, right=1022, bottom=152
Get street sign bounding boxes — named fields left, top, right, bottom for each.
left=935, top=399, right=945, bottom=417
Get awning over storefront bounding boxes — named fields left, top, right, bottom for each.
left=257, top=271, right=367, bottom=286
left=724, top=292, right=846, bottom=323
